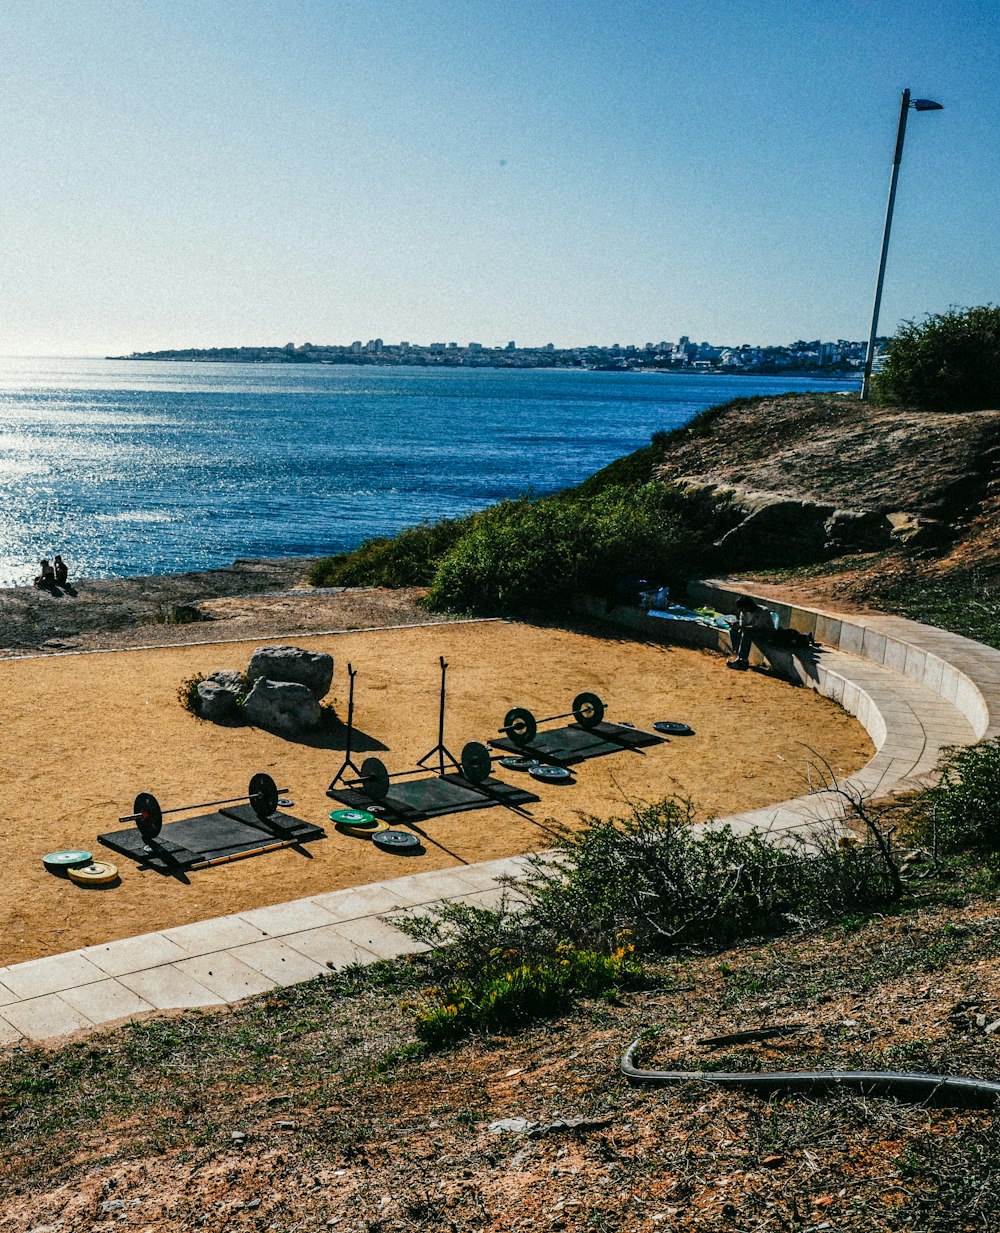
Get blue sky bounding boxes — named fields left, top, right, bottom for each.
left=0, top=0, right=996, bottom=352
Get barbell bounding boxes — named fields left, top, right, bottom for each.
left=340, top=742, right=494, bottom=803
left=119, top=772, right=287, bottom=844
left=498, top=691, right=605, bottom=748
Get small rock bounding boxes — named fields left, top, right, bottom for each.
left=976, top=1013, right=988, bottom=1028
left=230, top=1130, right=247, bottom=1143
left=985, top=1019, right=1000, bottom=1035
left=275, top=1120, right=298, bottom=1130
left=488, top=1117, right=539, bottom=1135
left=101, top=1200, right=125, bottom=1213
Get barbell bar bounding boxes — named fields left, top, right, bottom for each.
left=119, top=772, right=288, bottom=844
left=498, top=692, right=606, bottom=748
left=340, top=743, right=496, bottom=803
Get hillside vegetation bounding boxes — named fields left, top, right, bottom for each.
left=310, top=388, right=1000, bottom=638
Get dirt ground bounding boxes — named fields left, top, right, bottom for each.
left=2, top=616, right=871, bottom=965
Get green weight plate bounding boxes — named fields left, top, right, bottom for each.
left=653, top=721, right=694, bottom=736
left=529, top=764, right=573, bottom=783
left=330, top=809, right=377, bottom=826
left=572, top=691, right=605, bottom=729
left=360, top=756, right=391, bottom=802
left=68, top=861, right=119, bottom=886
left=461, top=741, right=492, bottom=784
left=502, top=706, right=537, bottom=747
left=372, top=829, right=422, bottom=853
left=43, top=850, right=93, bottom=873
left=249, top=772, right=280, bottom=820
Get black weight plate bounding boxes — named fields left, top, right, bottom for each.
left=360, top=756, right=391, bottom=802
left=372, top=829, right=422, bottom=852
left=529, top=764, right=573, bottom=783
left=499, top=756, right=537, bottom=772
left=133, top=792, right=162, bottom=842
left=503, top=707, right=538, bottom=747
left=653, top=721, right=695, bottom=736
left=461, top=741, right=492, bottom=784
left=42, top=850, right=93, bottom=873
left=572, top=691, right=605, bottom=729
left=249, top=772, right=280, bottom=820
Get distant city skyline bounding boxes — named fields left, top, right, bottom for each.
left=0, top=1, right=997, bottom=356
left=118, top=332, right=876, bottom=374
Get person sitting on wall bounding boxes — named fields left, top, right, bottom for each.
left=33, top=558, right=56, bottom=590
left=727, top=595, right=775, bottom=670
left=53, top=554, right=68, bottom=586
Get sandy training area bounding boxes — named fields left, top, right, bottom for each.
left=2, top=619, right=873, bottom=964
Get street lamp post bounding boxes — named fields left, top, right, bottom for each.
left=860, top=89, right=943, bottom=401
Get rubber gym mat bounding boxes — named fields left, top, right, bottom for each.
left=328, top=774, right=537, bottom=822
left=220, top=802, right=317, bottom=838
left=99, top=808, right=325, bottom=874
left=490, top=721, right=663, bottom=765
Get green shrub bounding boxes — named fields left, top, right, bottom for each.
left=922, top=739, right=1000, bottom=853
left=395, top=797, right=900, bottom=1044
left=515, top=802, right=899, bottom=953
left=425, top=483, right=705, bottom=616
left=177, top=673, right=205, bottom=716
left=308, top=515, right=471, bottom=588
left=407, top=941, right=642, bottom=1047
left=873, top=306, right=1000, bottom=411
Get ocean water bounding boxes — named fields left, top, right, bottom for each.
left=0, top=357, right=858, bottom=586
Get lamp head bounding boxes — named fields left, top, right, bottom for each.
left=912, top=98, right=943, bottom=111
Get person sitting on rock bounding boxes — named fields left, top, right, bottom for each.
left=53, top=554, right=68, bottom=586
left=727, top=595, right=775, bottom=670
left=33, top=558, right=56, bottom=590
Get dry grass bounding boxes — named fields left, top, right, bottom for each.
left=2, top=877, right=999, bottom=1231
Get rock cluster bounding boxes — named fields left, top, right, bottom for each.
left=196, top=645, right=333, bottom=736
left=674, top=478, right=947, bottom=567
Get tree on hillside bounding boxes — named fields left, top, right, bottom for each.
left=874, top=306, right=1000, bottom=411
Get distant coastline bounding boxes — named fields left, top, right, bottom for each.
left=110, top=348, right=863, bottom=380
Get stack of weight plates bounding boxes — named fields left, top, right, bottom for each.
left=42, top=850, right=93, bottom=876
left=372, top=829, right=422, bottom=854
left=528, top=764, right=573, bottom=783
left=329, top=809, right=388, bottom=838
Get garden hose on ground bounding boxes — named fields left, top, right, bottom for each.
left=620, top=1039, right=1000, bottom=1108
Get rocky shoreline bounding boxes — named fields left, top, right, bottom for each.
left=0, top=556, right=443, bottom=655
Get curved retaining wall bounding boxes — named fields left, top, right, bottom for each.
left=689, top=580, right=1000, bottom=741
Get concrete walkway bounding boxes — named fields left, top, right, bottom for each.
left=3, top=588, right=998, bottom=1047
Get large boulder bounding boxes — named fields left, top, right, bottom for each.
left=196, top=669, right=247, bottom=722
left=247, top=645, right=334, bottom=700
left=242, top=678, right=322, bottom=736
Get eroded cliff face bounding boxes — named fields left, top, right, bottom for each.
left=652, top=395, right=1000, bottom=568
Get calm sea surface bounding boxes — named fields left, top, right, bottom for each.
left=0, top=358, right=859, bottom=586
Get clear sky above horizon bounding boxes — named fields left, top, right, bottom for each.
left=1, top=0, right=997, bottom=355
